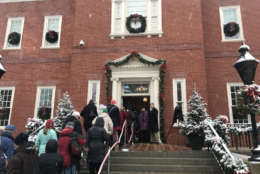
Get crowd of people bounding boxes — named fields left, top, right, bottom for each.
left=0, top=99, right=160, bottom=174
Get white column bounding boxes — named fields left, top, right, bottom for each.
left=153, top=76, right=160, bottom=110
left=112, top=77, right=119, bottom=104
left=152, top=76, right=161, bottom=143
left=118, top=81, right=122, bottom=108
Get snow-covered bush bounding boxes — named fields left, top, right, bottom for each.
left=212, top=115, right=229, bottom=144
left=180, top=90, right=208, bottom=137
left=25, top=117, right=45, bottom=142
left=54, top=91, right=74, bottom=132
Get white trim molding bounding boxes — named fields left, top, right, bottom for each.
left=34, top=86, right=56, bottom=119
left=3, top=17, right=25, bottom=50
left=110, top=0, right=163, bottom=39
left=172, top=78, right=187, bottom=120
left=87, top=80, right=101, bottom=106
left=0, top=86, right=15, bottom=128
left=41, top=15, right=63, bottom=49
left=219, top=5, right=245, bottom=42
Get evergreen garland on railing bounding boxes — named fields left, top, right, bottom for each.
left=105, top=52, right=166, bottom=142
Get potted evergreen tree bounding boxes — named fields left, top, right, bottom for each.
left=181, top=90, right=208, bottom=150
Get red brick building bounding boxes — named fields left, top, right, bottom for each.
left=0, top=0, right=259, bottom=144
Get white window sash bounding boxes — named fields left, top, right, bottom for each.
left=34, top=86, right=56, bottom=119
left=172, top=78, right=187, bottom=121
left=226, top=82, right=249, bottom=123
left=110, top=0, right=162, bottom=38
left=41, top=16, right=62, bottom=48
left=219, top=6, right=244, bottom=42
left=87, top=80, right=101, bottom=106
left=3, top=17, right=24, bottom=49
left=0, top=87, right=15, bottom=128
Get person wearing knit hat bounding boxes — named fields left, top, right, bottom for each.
left=5, top=124, right=16, bottom=132
left=62, top=110, right=82, bottom=135
left=7, top=133, right=40, bottom=174
left=35, top=119, right=57, bottom=156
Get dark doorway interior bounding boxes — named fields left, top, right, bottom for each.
left=122, top=96, right=150, bottom=114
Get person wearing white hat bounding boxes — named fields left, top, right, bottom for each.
left=62, top=110, right=82, bottom=135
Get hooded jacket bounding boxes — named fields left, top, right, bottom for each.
left=92, top=112, right=113, bottom=135
left=35, top=128, right=57, bottom=156
left=0, top=131, right=15, bottom=160
left=87, top=118, right=109, bottom=163
left=6, top=144, right=40, bottom=174
left=39, top=139, right=63, bottom=174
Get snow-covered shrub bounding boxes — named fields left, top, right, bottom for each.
left=180, top=90, right=208, bottom=137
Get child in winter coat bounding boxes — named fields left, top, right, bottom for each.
left=39, top=139, right=63, bottom=174
left=36, top=119, right=57, bottom=156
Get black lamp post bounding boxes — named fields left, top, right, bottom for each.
left=233, top=43, right=260, bottom=161
left=0, top=55, right=6, bottom=79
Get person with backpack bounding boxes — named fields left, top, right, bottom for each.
left=58, top=122, right=85, bottom=174
left=0, top=124, right=16, bottom=161
left=6, top=133, right=40, bottom=174
left=80, top=99, right=98, bottom=134
left=35, top=119, right=57, bottom=156
left=87, top=117, right=109, bottom=174
left=39, top=139, right=63, bottom=174
left=62, top=111, right=82, bottom=135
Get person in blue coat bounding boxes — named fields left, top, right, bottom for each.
left=0, top=124, right=16, bottom=160
left=35, top=119, right=57, bottom=156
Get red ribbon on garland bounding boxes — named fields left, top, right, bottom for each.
left=247, top=86, right=259, bottom=102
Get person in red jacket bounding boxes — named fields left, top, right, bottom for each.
left=58, top=122, right=86, bottom=174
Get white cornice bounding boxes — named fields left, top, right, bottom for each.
left=0, top=0, right=43, bottom=3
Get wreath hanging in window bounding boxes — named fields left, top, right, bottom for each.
left=38, top=107, right=51, bottom=120
left=8, top=32, right=21, bottom=45
left=0, top=108, right=9, bottom=120
left=45, top=30, right=59, bottom=43
left=224, top=22, right=240, bottom=37
left=126, top=14, right=147, bottom=33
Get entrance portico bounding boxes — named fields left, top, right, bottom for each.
left=106, top=52, right=165, bottom=143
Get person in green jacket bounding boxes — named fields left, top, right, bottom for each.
left=35, top=119, right=57, bottom=156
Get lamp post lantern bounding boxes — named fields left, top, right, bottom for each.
left=233, top=43, right=260, bottom=161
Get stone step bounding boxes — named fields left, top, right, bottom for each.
left=111, top=151, right=212, bottom=158
left=80, top=171, right=219, bottom=174
left=110, top=156, right=217, bottom=165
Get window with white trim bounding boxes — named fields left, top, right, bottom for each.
left=41, top=16, right=62, bottom=48
left=111, top=0, right=162, bottom=38
left=227, top=83, right=248, bottom=123
left=172, top=78, right=187, bottom=123
left=219, top=6, right=244, bottom=42
left=3, top=17, right=24, bottom=49
left=34, top=86, right=56, bottom=120
left=87, top=80, right=100, bottom=105
left=0, top=87, right=15, bottom=126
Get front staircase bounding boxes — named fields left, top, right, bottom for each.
left=80, top=150, right=222, bottom=174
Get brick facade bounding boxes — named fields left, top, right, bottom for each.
left=0, top=0, right=259, bottom=144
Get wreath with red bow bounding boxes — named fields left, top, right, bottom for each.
left=45, top=30, right=59, bottom=43
left=8, top=32, right=21, bottom=45
left=38, top=107, right=51, bottom=120
left=224, top=22, right=240, bottom=37
left=126, top=14, right=147, bottom=33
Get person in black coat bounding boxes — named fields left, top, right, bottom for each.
left=7, top=133, right=40, bottom=174
left=86, top=117, right=109, bottom=174
left=39, top=139, right=63, bottom=174
left=62, top=111, right=83, bottom=135
left=107, top=100, right=120, bottom=143
left=80, top=100, right=98, bottom=133
left=172, top=104, right=184, bottom=125
left=148, top=103, right=159, bottom=143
